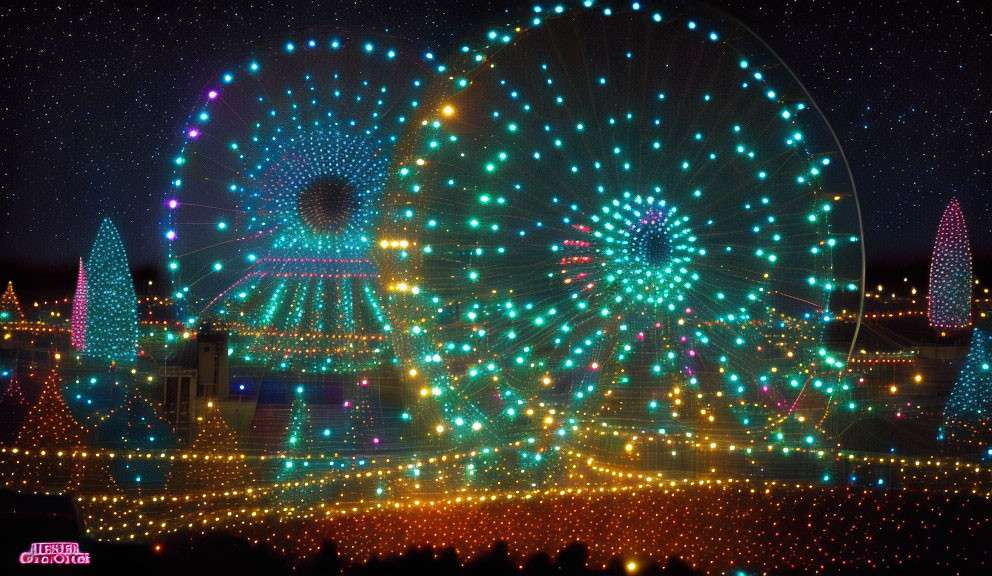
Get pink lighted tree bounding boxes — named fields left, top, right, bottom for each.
left=71, top=258, right=88, bottom=350
left=928, top=198, right=972, bottom=329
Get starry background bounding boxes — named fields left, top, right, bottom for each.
left=0, top=0, right=988, bottom=296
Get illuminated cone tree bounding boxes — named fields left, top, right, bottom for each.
left=280, top=387, right=313, bottom=478
left=170, top=401, right=252, bottom=491
left=84, top=218, right=139, bottom=363
left=6, top=370, right=89, bottom=493
left=0, top=281, right=24, bottom=321
left=71, top=258, right=88, bottom=350
left=941, top=329, right=992, bottom=453
left=928, top=198, right=972, bottom=329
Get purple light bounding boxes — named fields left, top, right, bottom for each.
left=167, top=199, right=178, bottom=209
left=166, top=230, right=176, bottom=241
left=373, top=437, right=380, bottom=445
left=208, top=90, right=218, bottom=100
left=188, top=128, right=200, bottom=138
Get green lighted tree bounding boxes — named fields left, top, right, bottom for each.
left=282, top=386, right=313, bottom=475
left=84, top=218, right=138, bottom=363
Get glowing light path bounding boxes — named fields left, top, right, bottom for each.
left=380, top=1, right=864, bottom=456
left=32, top=447, right=992, bottom=574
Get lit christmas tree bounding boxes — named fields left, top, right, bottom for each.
left=928, top=198, right=972, bottom=329
left=4, top=370, right=88, bottom=493
left=84, top=218, right=138, bottom=362
left=941, top=328, right=992, bottom=455
left=169, top=401, right=251, bottom=491
left=71, top=258, right=88, bottom=350
left=282, top=386, right=313, bottom=476
left=0, top=281, right=24, bottom=321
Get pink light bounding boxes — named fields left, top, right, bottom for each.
left=637, top=332, right=645, bottom=340
left=167, top=199, right=178, bottom=209
left=208, top=90, right=218, bottom=99
left=360, top=379, right=369, bottom=386
left=165, top=230, right=176, bottom=241
left=680, top=336, right=687, bottom=342
left=762, top=385, right=769, bottom=393
left=188, top=128, right=200, bottom=138
left=372, top=437, right=380, bottom=444
left=688, top=350, right=696, bottom=357
left=343, top=401, right=351, bottom=408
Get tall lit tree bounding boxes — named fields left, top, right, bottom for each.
left=71, top=258, right=88, bottom=350
left=928, top=198, right=972, bottom=329
left=280, top=386, right=313, bottom=477
left=941, top=329, right=992, bottom=453
left=84, top=219, right=138, bottom=362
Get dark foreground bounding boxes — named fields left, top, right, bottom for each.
left=3, top=489, right=990, bottom=575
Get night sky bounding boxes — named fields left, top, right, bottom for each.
left=1, top=0, right=988, bottom=287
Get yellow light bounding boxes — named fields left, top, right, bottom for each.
left=409, top=368, right=418, bottom=377
left=54, top=353, right=61, bottom=361
left=626, top=562, right=637, bottom=572
left=624, top=443, right=633, bottom=452
left=442, top=105, right=455, bottom=116
left=914, top=374, right=922, bottom=383
left=435, top=425, right=445, bottom=434
left=890, top=385, right=898, bottom=394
